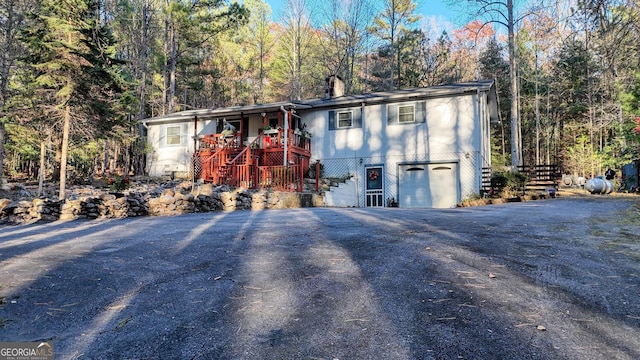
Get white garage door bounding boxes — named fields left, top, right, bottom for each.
left=399, top=163, right=458, bottom=208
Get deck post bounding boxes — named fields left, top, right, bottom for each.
left=315, top=161, right=320, bottom=192
left=282, top=107, right=289, bottom=167
left=299, top=160, right=304, bottom=191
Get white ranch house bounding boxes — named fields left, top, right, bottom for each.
left=142, top=79, right=498, bottom=208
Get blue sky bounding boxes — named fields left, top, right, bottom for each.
left=264, top=0, right=465, bottom=28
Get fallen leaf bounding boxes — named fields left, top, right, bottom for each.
left=116, top=316, right=132, bottom=329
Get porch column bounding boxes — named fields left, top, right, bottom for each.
left=282, top=108, right=289, bottom=167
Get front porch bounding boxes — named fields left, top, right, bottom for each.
left=195, top=126, right=312, bottom=192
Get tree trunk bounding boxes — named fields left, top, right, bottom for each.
left=38, top=140, right=45, bottom=196
left=168, top=16, right=177, bottom=112
left=137, top=3, right=149, bottom=175
left=0, top=121, right=5, bottom=184
left=59, top=105, right=71, bottom=200
left=162, top=0, right=170, bottom=115
left=103, top=139, right=109, bottom=173
left=535, top=51, right=540, bottom=166
left=507, top=0, right=521, bottom=167
left=390, top=0, right=396, bottom=90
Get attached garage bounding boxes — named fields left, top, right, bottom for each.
left=398, top=162, right=459, bottom=208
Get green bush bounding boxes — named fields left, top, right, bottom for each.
left=307, top=160, right=324, bottom=179
left=491, top=171, right=528, bottom=196
left=105, top=174, right=131, bottom=191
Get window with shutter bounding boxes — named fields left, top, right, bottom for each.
left=398, top=104, right=415, bottom=123
left=337, top=111, right=352, bottom=128
left=388, top=101, right=426, bottom=125
left=329, top=107, right=362, bottom=130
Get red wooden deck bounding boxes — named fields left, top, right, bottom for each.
left=195, top=129, right=311, bottom=191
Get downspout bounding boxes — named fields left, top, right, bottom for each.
left=140, top=121, right=150, bottom=175
left=281, top=106, right=289, bottom=167
left=193, top=116, right=198, bottom=154
left=193, top=116, right=198, bottom=184
left=476, top=88, right=482, bottom=190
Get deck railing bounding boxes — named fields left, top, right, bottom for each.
left=258, top=164, right=304, bottom=191
left=196, top=131, right=309, bottom=191
left=482, top=164, right=560, bottom=194
left=263, top=129, right=311, bottom=151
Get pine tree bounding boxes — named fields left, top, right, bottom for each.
left=22, top=0, right=123, bottom=199
left=368, top=0, right=421, bottom=90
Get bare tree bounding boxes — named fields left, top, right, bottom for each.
left=245, top=0, right=275, bottom=104
left=280, top=0, right=315, bottom=100
left=456, top=0, right=545, bottom=167
left=315, top=0, right=373, bottom=94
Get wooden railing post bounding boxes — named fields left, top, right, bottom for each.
left=299, top=164, right=303, bottom=192
left=315, top=161, right=320, bottom=192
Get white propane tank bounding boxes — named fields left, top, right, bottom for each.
left=584, top=177, right=614, bottom=194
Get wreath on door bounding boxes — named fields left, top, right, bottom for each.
left=369, top=170, right=379, bottom=181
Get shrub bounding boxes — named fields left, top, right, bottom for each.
left=307, top=161, right=324, bottom=179
left=491, top=171, right=528, bottom=197
left=105, top=174, right=131, bottom=191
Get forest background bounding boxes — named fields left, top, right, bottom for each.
left=0, top=0, right=639, bottom=199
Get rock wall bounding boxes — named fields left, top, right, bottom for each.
left=0, top=182, right=323, bottom=225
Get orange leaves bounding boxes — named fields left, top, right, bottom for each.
left=452, top=20, right=495, bottom=45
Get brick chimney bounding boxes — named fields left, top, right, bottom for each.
left=325, top=75, right=345, bottom=99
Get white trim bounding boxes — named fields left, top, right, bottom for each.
left=337, top=110, right=353, bottom=128
left=398, top=104, right=416, bottom=123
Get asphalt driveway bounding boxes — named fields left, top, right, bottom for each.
left=1, top=196, right=639, bottom=359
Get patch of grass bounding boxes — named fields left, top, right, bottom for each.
left=279, top=193, right=301, bottom=208
left=116, top=316, right=132, bottom=330
left=617, top=203, right=640, bottom=226
left=619, top=230, right=640, bottom=242
left=598, top=242, right=640, bottom=261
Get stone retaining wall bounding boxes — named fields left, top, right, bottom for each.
left=0, top=182, right=324, bottom=225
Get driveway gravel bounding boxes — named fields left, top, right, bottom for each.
left=1, top=196, right=639, bottom=359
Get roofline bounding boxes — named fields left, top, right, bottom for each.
left=141, top=102, right=310, bottom=124
left=141, top=80, right=496, bottom=124
left=298, top=80, right=496, bottom=109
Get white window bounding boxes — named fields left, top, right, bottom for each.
left=398, top=104, right=415, bottom=123
left=337, top=111, right=353, bottom=128
left=165, top=125, right=182, bottom=145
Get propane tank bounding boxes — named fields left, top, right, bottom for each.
left=585, top=177, right=614, bottom=194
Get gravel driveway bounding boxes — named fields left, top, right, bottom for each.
left=1, top=196, right=639, bottom=359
